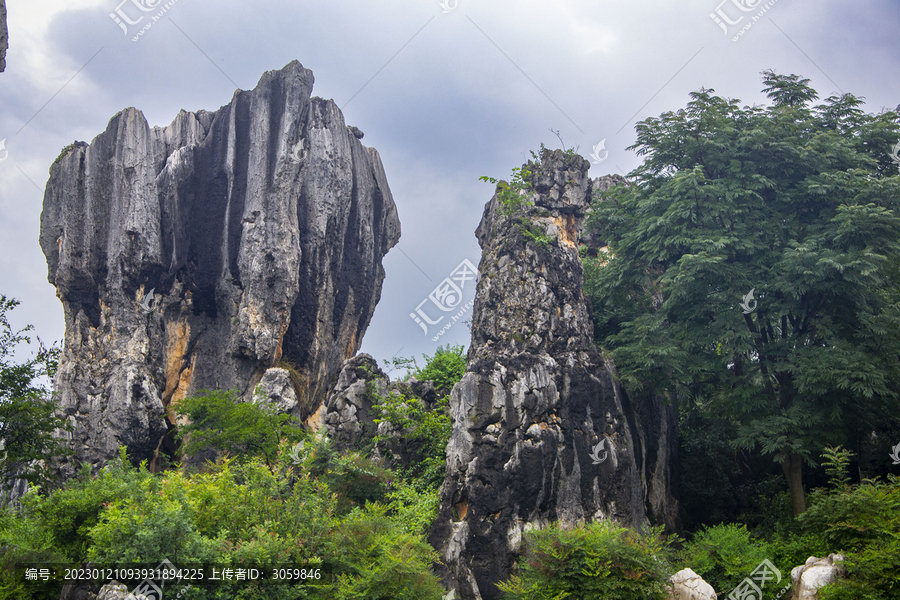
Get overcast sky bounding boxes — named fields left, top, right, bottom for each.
left=1, top=0, right=898, bottom=376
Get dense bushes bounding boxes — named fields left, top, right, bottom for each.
left=498, top=521, right=673, bottom=600
left=0, top=441, right=444, bottom=600
left=677, top=523, right=775, bottom=594
left=802, top=476, right=900, bottom=600
left=409, top=345, right=466, bottom=396
left=175, top=389, right=305, bottom=466
left=372, top=392, right=451, bottom=489
left=673, top=472, right=900, bottom=600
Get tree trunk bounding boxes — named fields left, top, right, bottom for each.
left=782, top=453, right=807, bottom=516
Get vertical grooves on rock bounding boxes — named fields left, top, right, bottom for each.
left=226, top=92, right=251, bottom=301
left=41, top=61, right=400, bottom=475
left=265, top=75, right=285, bottom=190
left=334, top=154, right=361, bottom=357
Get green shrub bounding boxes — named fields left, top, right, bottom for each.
left=677, top=523, right=773, bottom=595
left=0, top=437, right=455, bottom=600
left=175, top=389, right=304, bottom=466
left=324, top=451, right=393, bottom=513
left=330, top=503, right=445, bottom=600
left=0, top=501, right=68, bottom=600
left=765, top=530, right=828, bottom=578
left=0, top=294, right=72, bottom=490
left=26, top=451, right=149, bottom=562
left=498, top=520, right=672, bottom=600
left=86, top=474, right=217, bottom=565
left=479, top=165, right=535, bottom=216
left=385, top=479, right=440, bottom=536
left=801, top=475, right=900, bottom=600
left=412, top=344, right=467, bottom=395
left=372, top=392, right=451, bottom=489
left=821, top=445, right=855, bottom=490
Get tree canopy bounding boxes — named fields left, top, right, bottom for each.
left=585, top=70, right=900, bottom=515
left=0, top=295, right=70, bottom=492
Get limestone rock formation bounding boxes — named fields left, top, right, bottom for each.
left=312, top=353, right=388, bottom=451
left=98, top=581, right=148, bottom=600
left=0, top=0, right=7, bottom=72
left=668, top=569, right=716, bottom=600
left=429, top=150, right=677, bottom=599
left=315, top=353, right=445, bottom=470
left=40, top=61, right=400, bottom=474
left=791, top=555, right=845, bottom=600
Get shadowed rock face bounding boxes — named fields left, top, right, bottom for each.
left=428, top=150, right=677, bottom=600
left=40, top=61, right=400, bottom=474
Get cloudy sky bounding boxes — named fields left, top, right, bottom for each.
left=1, top=0, right=898, bottom=375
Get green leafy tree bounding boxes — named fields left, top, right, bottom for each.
left=411, top=344, right=467, bottom=396
left=174, top=389, right=304, bottom=466
left=586, top=71, right=900, bottom=515
left=0, top=295, right=70, bottom=490
left=373, top=392, right=451, bottom=488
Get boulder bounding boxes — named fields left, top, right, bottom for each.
left=254, top=367, right=300, bottom=415
left=791, top=554, right=845, bottom=600
left=669, top=568, right=716, bottom=600
left=315, top=353, right=387, bottom=451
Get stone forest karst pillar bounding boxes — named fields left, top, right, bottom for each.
left=40, top=61, right=400, bottom=475
left=429, top=150, right=676, bottom=600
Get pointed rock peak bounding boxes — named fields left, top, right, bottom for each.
left=429, top=148, right=676, bottom=600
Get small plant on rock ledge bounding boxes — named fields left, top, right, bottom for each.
left=480, top=149, right=556, bottom=253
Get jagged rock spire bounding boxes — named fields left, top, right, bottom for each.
left=40, top=61, right=399, bottom=474
left=429, top=150, right=674, bottom=600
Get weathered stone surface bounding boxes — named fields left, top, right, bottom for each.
left=40, top=61, right=399, bottom=475
left=0, top=0, right=7, bottom=72
left=791, top=554, right=845, bottom=600
left=406, top=376, right=438, bottom=405
left=668, top=568, right=716, bottom=600
left=315, top=353, right=387, bottom=451
left=318, top=354, right=451, bottom=472
left=254, top=367, right=300, bottom=414
left=58, top=579, right=145, bottom=600
left=428, top=150, right=677, bottom=600
left=583, top=174, right=627, bottom=255
left=98, top=581, right=148, bottom=600
left=58, top=580, right=98, bottom=600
